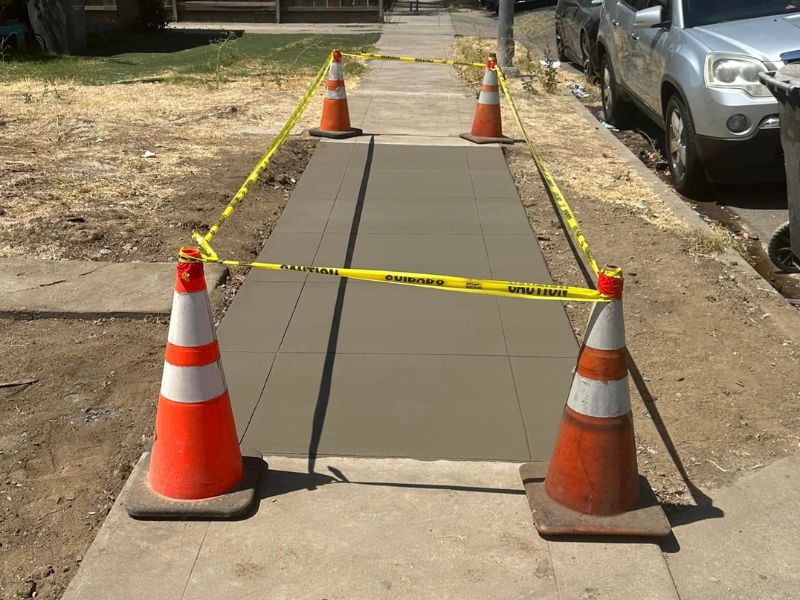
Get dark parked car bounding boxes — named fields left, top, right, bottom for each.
left=555, top=0, right=602, bottom=74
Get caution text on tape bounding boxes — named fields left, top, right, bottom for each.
left=184, top=245, right=609, bottom=303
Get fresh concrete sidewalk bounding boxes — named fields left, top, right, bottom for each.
left=220, top=140, right=577, bottom=462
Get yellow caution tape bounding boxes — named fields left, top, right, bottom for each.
left=198, top=52, right=334, bottom=245
left=495, top=67, right=601, bottom=276
left=342, top=51, right=486, bottom=69
left=182, top=49, right=607, bottom=304
left=182, top=246, right=608, bottom=302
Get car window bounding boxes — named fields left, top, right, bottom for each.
left=683, top=0, right=797, bottom=27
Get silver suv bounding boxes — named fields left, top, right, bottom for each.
left=596, top=0, right=799, bottom=195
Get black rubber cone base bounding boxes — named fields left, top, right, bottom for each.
left=309, top=127, right=363, bottom=140
left=459, top=133, right=514, bottom=145
left=519, top=462, right=671, bottom=537
left=126, top=448, right=265, bottom=520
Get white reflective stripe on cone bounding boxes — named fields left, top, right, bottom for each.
left=167, top=291, right=216, bottom=348
left=483, top=70, right=498, bottom=86
left=329, top=62, right=344, bottom=81
left=567, top=374, right=631, bottom=418
left=160, top=361, right=227, bottom=403
left=478, top=90, right=500, bottom=105
left=583, top=300, right=625, bottom=351
left=324, top=87, right=347, bottom=100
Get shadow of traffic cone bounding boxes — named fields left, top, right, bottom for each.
left=126, top=247, right=263, bottom=519
left=310, top=49, right=363, bottom=140
left=460, top=54, right=513, bottom=145
left=519, top=267, right=671, bottom=537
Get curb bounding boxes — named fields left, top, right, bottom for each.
left=564, top=93, right=800, bottom=344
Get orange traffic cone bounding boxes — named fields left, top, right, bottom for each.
left=310, top=49, right=362, bottom=140
left=126, top=247, right=262, bottom=519
left=519, top=267, right=671, bottom=537
left=460, top=55, right=513, bottom=145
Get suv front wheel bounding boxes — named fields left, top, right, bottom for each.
left=599, top=54, right=636, bottom=128
left=665, top=95, right=705, bottom=196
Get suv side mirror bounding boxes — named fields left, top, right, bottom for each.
left=633, top=6, right=664, bottom=29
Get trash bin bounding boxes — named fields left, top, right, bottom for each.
left=27, top=0, right=86, bottom=55
left=761, top=63, right=800, bottom=263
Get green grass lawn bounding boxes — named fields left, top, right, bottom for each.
left=0, top=31, right=379, bottom=84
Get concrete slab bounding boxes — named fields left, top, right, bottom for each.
left=313, top=231, right=493, bottom=277
left=467, top=146, right=511, bottom=171
left=0, top=258, right=226, bottom=318
left=61, top=473, right=210, bottom=600
left=666, top=454, right=800, bottom=600
left=476, top=197, right=535, bottom=234
left=66, top=456, right=561, bottom=600
left=549, top=540, right=680, bottom=600
left=509, top=357, right=575, bottom=458
left=325, top=195, right=483, bottom=234
left=244, top=354, right=531, bottom=460
left=216, top=281, right=303, bottom=353
left=221, top=350, right=276, bottom=436
left=278, top=282, right=508, bottom=355
left=183, top=457, right=556, bottom=600
left=365, top=167, right=476, bottom=198
left=249, top=231, right=323, bottom=282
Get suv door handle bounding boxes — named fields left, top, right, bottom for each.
left=611, top=19, right=620, bottom=27
left=630, top=33, right=640, bottom=41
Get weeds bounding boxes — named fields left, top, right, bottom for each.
left=679, top=223, right=739, bottom=257
left=532, top=47, right=559, bottom=94
left=210, top=32, right=241, bottom=85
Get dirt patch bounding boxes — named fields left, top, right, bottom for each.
left=0, top=71, right=329, bottom=598
left=0, top=318, right=164, bottom=600
left=498, top=75, right=800, bottom=505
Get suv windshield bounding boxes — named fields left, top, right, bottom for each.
left=683, top=0, right=798, bottom=27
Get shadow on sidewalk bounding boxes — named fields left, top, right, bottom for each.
left=258, top=465, right=526, bottom=499
left=307, top=136, right=375, bottom=476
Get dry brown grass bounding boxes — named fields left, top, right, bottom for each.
left=0, top=71, right=360, bottom=259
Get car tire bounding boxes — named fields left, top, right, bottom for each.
left=665, top=95, right=705, bottom=197
left=555, top=23, right=569, bottom=62
left=768, top=221, right=799, bottom=273
left=599, top=54, right=636, bottom=129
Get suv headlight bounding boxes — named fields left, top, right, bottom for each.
left=705, top=53, right=771, bottom=97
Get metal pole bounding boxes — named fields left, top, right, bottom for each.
left=497, top=0, right=517, bottom=76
